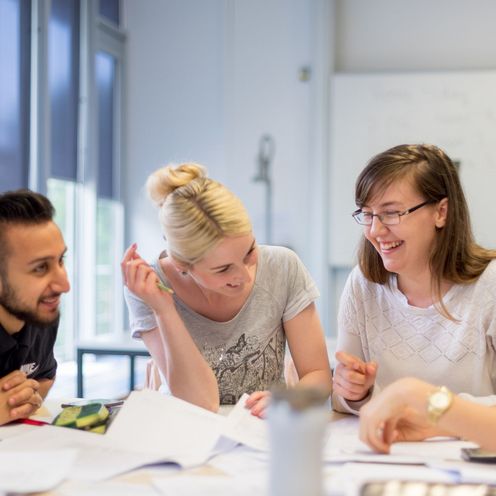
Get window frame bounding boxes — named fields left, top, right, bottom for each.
left=78, top=0, right=125, bottom=341
left=27, top=0, right=126, bottom=353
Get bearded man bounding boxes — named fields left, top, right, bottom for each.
left=0, top=189, right=70, bottom=425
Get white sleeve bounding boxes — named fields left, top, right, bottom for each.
left=124, top=286, right=158, bottom=339
left=458, top=393, right=496, bottom=406
left=332, top=268, right=372, bottom=414
left=335, top=270, right=368, bottom=361
left=452, top=269, right=496, bottom=405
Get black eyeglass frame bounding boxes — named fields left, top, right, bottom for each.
left=352, top=200, right=437, bottom=226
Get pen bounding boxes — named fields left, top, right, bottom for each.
left=16, top=418, right=49, bottom=426
left=156, top=281, right=174, bottom=294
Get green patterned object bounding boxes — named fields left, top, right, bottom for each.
left=53, top=403, right=109, bottom=429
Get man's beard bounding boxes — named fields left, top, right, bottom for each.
left=0, top=278, right=60, bottom=329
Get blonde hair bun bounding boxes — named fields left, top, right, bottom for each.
left=147, top=162, right=207, bottom=206
left=145, top=160, right=252, bottom=264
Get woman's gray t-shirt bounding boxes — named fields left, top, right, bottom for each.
left=124, top=245, right=320, bottom=404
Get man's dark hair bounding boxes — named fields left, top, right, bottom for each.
left=0, top=189, right=55, bottom=278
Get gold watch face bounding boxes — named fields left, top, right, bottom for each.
left=428, top=386, right=453, bottom=423
left=431, top=390, right=451, bottom=409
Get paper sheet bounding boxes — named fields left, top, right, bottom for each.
left=222, top=393, right=269, bottom=451
left=208, top=444, right=269, bottom=476
left=325, top=462, right=456, bottom=496
left=0, top=449, right=78, bottom=493
left=0, top=422, right=36, bottom=440
left=324, top=417, right=476, bottom=465
left=429, top=460, right=496, bottom=485
left=391, top=439, right=476, bottom=461
left=152, top=474, right=266, bottom=496
left=31, top=396, right=71, bottom=423
left=56, top=480, right=161, bottom=496
left=106, top=389, right=226, bottom=467
left=0, top=424, right=166, bottom=482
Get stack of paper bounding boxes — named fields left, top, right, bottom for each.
left=0, top=390, right=226, bottom=484
left=0, top=449, right=78, bottom=493
left=0, top=389, right=490, bottom=493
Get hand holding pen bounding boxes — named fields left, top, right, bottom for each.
left=121, top=243, right=174, bottom=310
left=156, top=280, right=174, bottom=294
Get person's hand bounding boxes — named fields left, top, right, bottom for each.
left=333, top=351, right=377, bottom=402
left=1, top=370, right=31, bottom=392
left=390, top=408, right=442, bottom=443
left=359, top=378, right=443, bottom=453
left=0, top=371, right=42, bottom=425
left=121, top=243, right=173, bottom=312
left=245, top=391, right=271, bottom=419
left=359, top=381, right=407, bottom=453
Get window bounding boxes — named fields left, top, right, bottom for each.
left=44, top=0, right=80, bottom=360
left=0, top=0, right=30, bottom=191
left=93, top=12, right=125, bottom=338
left=0, top=0, right=126, bottom=396
left=95, top=50, right=122, bottom=336
left=6, top=0, right=126, bottom=369
left=48, top=0, right=79, bottom=183
left=98, top=0, right=120, bottom=26
left=48, top=178, right=76, bottom=359
left=96, top=197, right=123, bottom=335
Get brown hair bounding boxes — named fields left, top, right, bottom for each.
left=355, top=144, right=496, bottom=318
left=0, top=189, right=55, bottom=280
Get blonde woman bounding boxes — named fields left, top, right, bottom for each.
left=122, top=163, right=332, bottom=416
left=333, top=144, right=496, bottom=414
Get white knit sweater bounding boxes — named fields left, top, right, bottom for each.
left=334, top=260, right=496, bottom=414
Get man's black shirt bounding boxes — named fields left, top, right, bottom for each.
left=0, top=319, right=58, bottom=380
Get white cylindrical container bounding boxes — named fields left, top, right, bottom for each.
left=268, top=387, right=329, bottom=496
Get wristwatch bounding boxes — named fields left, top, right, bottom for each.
left=427, top=386, right=454, bottom=424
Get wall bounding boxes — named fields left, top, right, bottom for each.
left=224, top=1, right=312, bottom=249
left=123, top=0, right=227, bottom=261
left=222, top=0, right=332, bottom=310
left=335, top=0, right=496, bottom=72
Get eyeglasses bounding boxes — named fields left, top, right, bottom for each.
left=352, top=200, right=436, bottom=226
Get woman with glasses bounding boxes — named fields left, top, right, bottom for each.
left=122, top=162, right=332, bottom=417
left=333, top=144, right=496, bottom=414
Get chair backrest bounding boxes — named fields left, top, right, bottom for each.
left=144, top=359, right=162, bottom=390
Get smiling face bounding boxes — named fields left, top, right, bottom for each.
left=0, top=221, right=70, bottom=332
left=362, top=177, right=447, bottom=280
left=187, top=234, right=258, bottom=297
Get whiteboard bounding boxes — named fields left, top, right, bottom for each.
left=329, top=70, right=496, bottom=266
